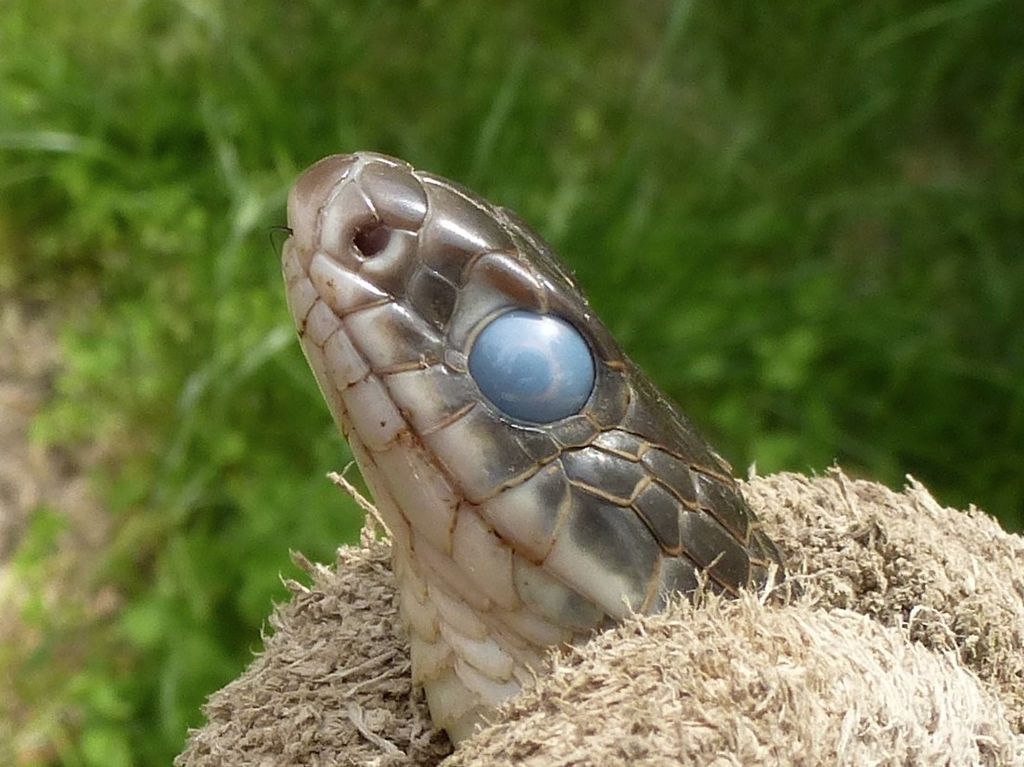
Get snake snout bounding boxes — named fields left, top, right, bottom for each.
left=285, top=152, right=429, bottom=293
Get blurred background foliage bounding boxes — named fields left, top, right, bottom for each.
left=0, top=0, right=1021, bottom=764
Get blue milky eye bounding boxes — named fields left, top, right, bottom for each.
left=468, top=310, right=595, bottom=424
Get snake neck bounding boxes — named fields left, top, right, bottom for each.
left=346, top=428, right=601, bottom=742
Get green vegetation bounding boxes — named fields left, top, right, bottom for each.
left=1, top=1, right=1021, bottom=764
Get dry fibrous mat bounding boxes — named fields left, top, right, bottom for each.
left=177, top=470, right=1024, bottom=766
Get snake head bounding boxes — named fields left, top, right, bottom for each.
left=283, top=152, right=635, bottom=496
left=283, top=152, right=786, bottom=742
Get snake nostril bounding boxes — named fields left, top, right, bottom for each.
left=352, top=223, right=392, bottom=258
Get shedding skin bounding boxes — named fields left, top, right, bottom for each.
left=282, top=152, right=787, bottom=742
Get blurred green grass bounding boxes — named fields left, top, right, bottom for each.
left=1, top=0, right=1021, bottom=764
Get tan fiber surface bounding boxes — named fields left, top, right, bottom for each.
left=448, top=597, right=1017, bottom=766
left=177, top=535, right=451, bottom=767
left=177, top=471, right=1024, bottom=766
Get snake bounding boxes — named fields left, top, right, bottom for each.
left=282, top=152, right=786, bottom=743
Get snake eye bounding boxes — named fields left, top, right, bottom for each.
left=468, top=310, right=595, bottom=424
